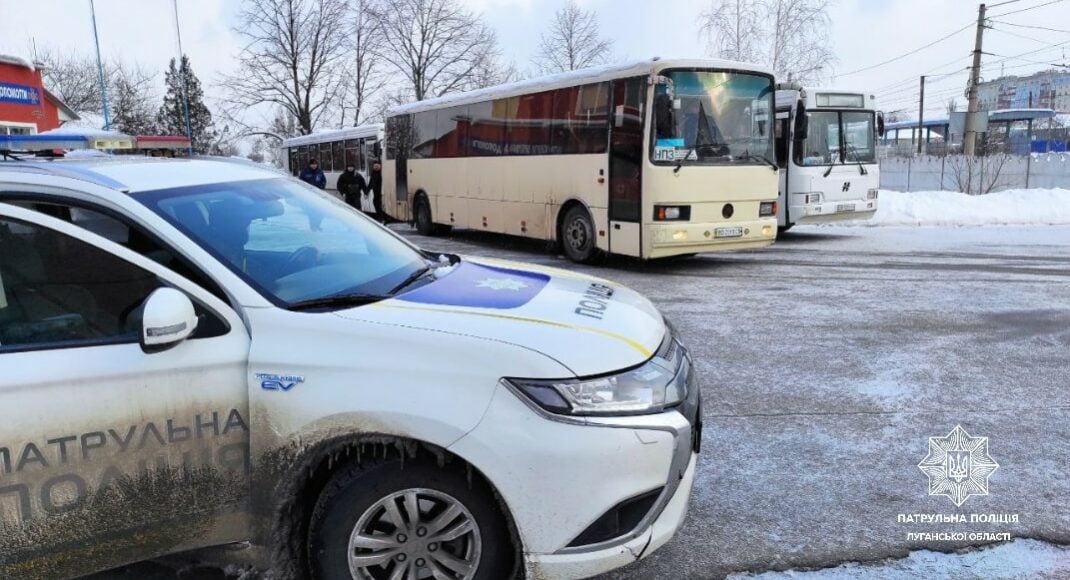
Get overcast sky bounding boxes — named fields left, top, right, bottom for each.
left=1, top=0, right=1067, bottom=128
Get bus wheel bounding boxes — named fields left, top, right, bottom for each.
left=561, top=206, right=599, bottom=263
left=414, top=196, right=435, bottom=236
left=308, top=458, right=515, bottom=580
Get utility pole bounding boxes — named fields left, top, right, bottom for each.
left=963, top=3, right=986, bottom=156
left=88, top=0, right=110, bottom=130
left=917, top=76, right=926, bottom=155
left=172, top=0, right=193, bottom=157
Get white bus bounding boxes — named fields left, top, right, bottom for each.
left=774, top=85, right=883, bottom=229
left=280, top=124, right=383, bottom=196
left=383, top=58, right=780, bottom=262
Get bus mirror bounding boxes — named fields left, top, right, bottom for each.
left=877, top=113, right=886, bottom=138
left=795, top=102, right=809, bottom=141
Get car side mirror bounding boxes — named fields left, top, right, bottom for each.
left=139, top=288, right=198, bottom=353
left=877, top=112, right=886, bottom=138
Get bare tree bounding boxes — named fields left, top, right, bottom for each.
left=224, top=0, right=350, bottom=134
left=108, top=61, right=159, bottom=135
left=946, top=153, right=1015, bottom=194
left=370, top=0, right=500, bottom=101
left=700, top=0, right=834, bottom=83
left=338, top=0, right=386, bottom=126
left=699, top=0, right=762, bottom=63
left=534, top=0, right=613, bottom=73
left=36, top=48, right=106, bottom=114
left=766, top=0, right=833, bottom=82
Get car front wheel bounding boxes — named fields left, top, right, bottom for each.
left=309, top=458, right=515, bottom=580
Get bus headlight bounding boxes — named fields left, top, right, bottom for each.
left=655, top=205, right=691, bottom=221
left=867, top=188, right=879, bottom=200
left=507, top=357, right=684, bottom=416
left=759, top=201, right=778, bottom=216
left=804, top=192, right=822, bottom=204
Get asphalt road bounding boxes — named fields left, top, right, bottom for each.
left=94, top=224, right=1070, bottom=579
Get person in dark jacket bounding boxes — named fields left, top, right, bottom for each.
left=298, top=158, right=326, bottom=190
left=336, top=163, right=367, bottom=209
left=368, top=161, right=384, bottom=222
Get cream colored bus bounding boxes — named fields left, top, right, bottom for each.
left=383, top=58, right=779, bottom=262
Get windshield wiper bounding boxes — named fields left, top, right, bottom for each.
left=845, top=144, right=869, bottom=175
left=674, top=149, right=694, bottom=174
left=740, top=152, right=778, bottom=171
left=389, top=264, right=434, bottom=295
left=288, top=293, right=389, bottom=311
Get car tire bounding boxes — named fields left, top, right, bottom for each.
left=414, top=195, right=436, bottom=236
left=560, top=206, right=600, bottom=263
left=308, top=457, right=515, bottom=580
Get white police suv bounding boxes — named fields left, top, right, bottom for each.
left=0, top=157, right=699, bottom=580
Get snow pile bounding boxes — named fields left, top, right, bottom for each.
left=834, top=188, right=1070, bottom=227
left=729, top=539, right=1070, bottom=579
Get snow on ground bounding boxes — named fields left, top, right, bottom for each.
left=728, top=539, right=1070, bottom=580
left=833, top=188, right=1070, bottom=227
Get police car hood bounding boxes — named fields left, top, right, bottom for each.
left=333, top=257, right=665, bottom=376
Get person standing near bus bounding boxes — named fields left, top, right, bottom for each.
left=336, top=163, right=367, bottom=209
left=368, top=161, right=384, bottom=222
left=299, top=158, right=326, bottom=190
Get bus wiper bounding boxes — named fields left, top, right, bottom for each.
left=740, top=152, right=777, bottom=171
left=674, top=149, right=694, bottom=174
left=389, top=264, right=434, bottom=295
left=845, top=144, right=868, bottom=175
left=288, top=293, right=390, bottom=311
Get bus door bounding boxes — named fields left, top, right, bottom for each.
left=390, top=116, right=411, bottom=218
left=775, top=109, right=791, bottom=226
left=608, top=77, right=646, bottom=257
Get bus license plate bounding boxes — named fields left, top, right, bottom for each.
left=836, top=203, right=855, bottom=212
left=715, top=227, right=744, bottom=238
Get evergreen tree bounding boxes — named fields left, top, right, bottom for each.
left=157, top=55, right=216, bottom=152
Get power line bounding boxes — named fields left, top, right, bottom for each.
left=990, top=20, right=1070, bottom=34
left=873, top=55, right=973, bottom=93
left=836, top=22, right=974, bottom=78
left=988, top=25, right=1068, bottom=47
left=988, top=0, right=1068, bottom=18
left=877, top=70, right=968, bottom=99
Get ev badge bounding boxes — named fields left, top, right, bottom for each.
left=842, top=182, right=852, bottom=192
left=257, top=373, right=305, bottom=391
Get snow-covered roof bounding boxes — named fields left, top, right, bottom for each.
left=0, top=54, right=36, bottom=71
left=39, top=126, right=132, bottom=139
left=388, top=57, right=776, bottom=117
left=281, top=124, right=384, bottom=148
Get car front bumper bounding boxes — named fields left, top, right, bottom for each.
left=449, top=346, right=701, bottom=579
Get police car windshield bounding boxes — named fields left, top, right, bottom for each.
left=134, top=178, right=427, bottom=308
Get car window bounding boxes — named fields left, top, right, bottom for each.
left=0, top=216, right=228, bottom=351
left=0, top=216, right=162, bottom=349
left=4, top=199, right=230, bottom=305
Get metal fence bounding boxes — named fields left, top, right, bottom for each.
left=879, top=153, right=1070, bottom=194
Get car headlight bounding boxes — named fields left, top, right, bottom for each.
left=507, top=331, right=686, bottom=416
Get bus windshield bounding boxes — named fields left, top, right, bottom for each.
left=796, top=110, right=876, bottom=166
left=652, top=70, right=774, bottom=166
